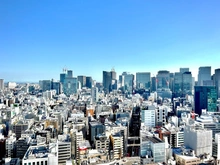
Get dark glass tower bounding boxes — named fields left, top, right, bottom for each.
left=194, top=86, right=217, bottom=116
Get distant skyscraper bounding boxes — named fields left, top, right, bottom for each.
left=40, top=80, right=51, bottom=92
left=198, top=66, right=211, bottom=86
left=67, top=70, right=73, bottom=78
left=91, top=87, right=99, bottom=103
left=103, top=69, right=117, bottom=93
left=51, top=80, right=62, bottom=94
left=214, top=68, right=220, bottom=98
left=60, top=73, right=66, bottom=84
left=194, top=86, right=217, bottom=116
left=86, top=76, right=93, bottom=88
left=156, top=70, right=170, bottom=89
left=124, top=73, right=134, bottom=93
left=63, top=77, right=77, bottom=96
left=180, top=68, right=189, bottom=73
left=182, top=71, right=192, bottom=95
left=0, top=79, right=4, bottom=91
left=136, top=72, right=151, bottom=89
left=174, top=72, right=182, bottom=97
left=151, top=77, right=157, bottom=92
left=77, top=76, right=86, bottom=87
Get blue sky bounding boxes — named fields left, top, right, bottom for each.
left=1, top=0, right=220, bottom=82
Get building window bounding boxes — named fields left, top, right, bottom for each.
left=24, top=163, right=27, bottom=165
left=41, top=161, right=44, bottom=165
left=45, top=161, right=47, bottom=165
left=37, top=162, right=39, bottom=165
left=28, top=163, right=31, bottom=165
left=33, top=163, right=35, bottom=165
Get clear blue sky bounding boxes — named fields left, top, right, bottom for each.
left=1, top=0, right=220, bottom=82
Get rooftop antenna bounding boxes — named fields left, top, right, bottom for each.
left=111, top=67, right=115, bottom=72
left=63, top=66, right=68, bottom=73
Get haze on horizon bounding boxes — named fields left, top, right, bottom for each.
left=1, top=0, right=220, bottom=82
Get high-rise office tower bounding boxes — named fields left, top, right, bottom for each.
left=124, top=73, right=134, bottom=93
left=111, top=68, right=116, bottom=80
left=198, top=66, right=211, bottom=86
left=182, top=71, right=192, bottom=95
left=77, top=76, right=86, bottom=87
left=103, top=71, right=111, bottom=93
left=60, top=73, right=66, bottom=84
left=86, top=76, right=93, bottom=88
left=156, top=70, right=170, bottom=89
left=40, top=80, right=51, bottom=92
left=67, top=70, right=73, bottom=78
left=0, top=79, right=4, bottom=91
left=174, top=72, right=182, bottom=97
left=180, top=68, right=189, bottom=73
left=194, top=86, right=217, bottom=116
left=136, top=72, right=151, bottom=89
left=51, top=80, right=62, bottom=95
left=103, top=69, right=117, bottom=93
left=151, top=77, right=157, bottom=92
left=63, top=77, right=78, bottom=96
left=214, top=68, right=220, bottom=98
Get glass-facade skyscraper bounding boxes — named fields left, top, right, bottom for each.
left=156, top=70, right=170, bottom=89
left=194, top=86, right=217, bottom=116
left=136, top=72, right=151, bottom=89
left=198, top=66, right=211, bottom=86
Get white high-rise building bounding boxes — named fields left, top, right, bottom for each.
left=141, top=105, right=155, bottom=128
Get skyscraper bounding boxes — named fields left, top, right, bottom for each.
left=198, top=66, right=211, bottom=86
left=60, top=73, right=66, bottom=84
left=194, top=86, right=217, bottom=116
left=180, top=68, right=189, bottom=73
left=102, top=69, right=117, bottom=93
left=182, top=71, right=192, bottom=95
left=77, top=76, right=86, bottom=87
left=86, top=76, right=93, bottom=88
left=60, top=70, right=78, bottom=95
left=136, top=72, right=151, bottom=89
left=174, top=72, right=182, bottom=97
left=40, top=80, right=51, bottom=92
left=214, top=68, right=220, bottom=98
left=0, top=79, right=4, bottom=91
left=124, top=73, right=134, bottom=93
left=156, top=70, right=170, bottom=89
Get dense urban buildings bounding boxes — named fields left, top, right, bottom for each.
left=1, top=66, right=220, bottom=165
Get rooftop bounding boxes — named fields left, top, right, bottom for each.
left=142, top=136, right=163, bottom=143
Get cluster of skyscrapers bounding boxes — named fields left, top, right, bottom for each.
left=1, top=66, right=220, bottom=165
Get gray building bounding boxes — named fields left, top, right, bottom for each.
left=103, top=69, right=116, bottom=93
left=0, top=79, right=4, bottom=91
left=198, top=66, right=211, bottom=86
left=77, top=76, right=86, bottom=87
left=214, top=68, right=220, bottom=98
left=156, top=70, right=170, bottom=89
left=136, top=72, right=151, bottom=89
left=40, top=80, right=51, bottom=92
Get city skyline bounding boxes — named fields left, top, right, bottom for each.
left=1, top=0, right=220, bottom=82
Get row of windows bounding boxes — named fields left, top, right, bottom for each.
left=24, top=161, right=47, bottom=165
